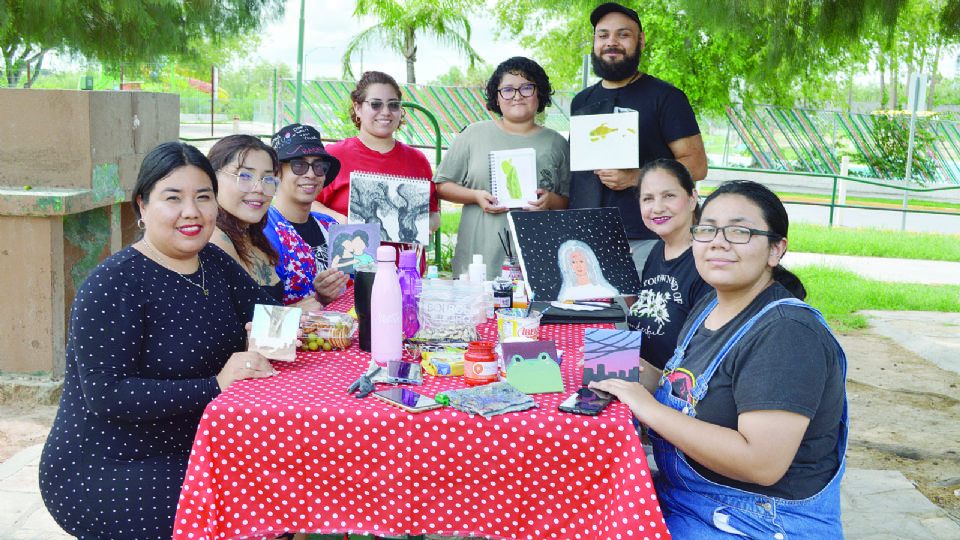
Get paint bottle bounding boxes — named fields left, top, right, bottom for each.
left=463, top=341, right=498, bottom=386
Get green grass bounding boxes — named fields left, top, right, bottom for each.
left=789, top=223, right=960, bottom=261
left=439, top=209, right=461, bottom=236
left=795, top=265, right=960, bottom=330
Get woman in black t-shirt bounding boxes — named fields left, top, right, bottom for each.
left=626, top=159, right=712, bottom=370
left=592, top=181, right=847, bottom=538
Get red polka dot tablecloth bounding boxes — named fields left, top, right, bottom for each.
left=174, top=289, right=670, bottom=540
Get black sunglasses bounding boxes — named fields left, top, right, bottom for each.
left=288, top=159, right=331, bottom=176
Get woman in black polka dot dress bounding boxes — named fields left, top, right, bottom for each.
left=39, top=142, right=280, bottom=540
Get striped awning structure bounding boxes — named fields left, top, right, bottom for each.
left=725, top=104, right=960, bottom=185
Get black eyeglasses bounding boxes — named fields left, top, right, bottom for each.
left=288, top=159, right=331, bottom=176
left=363, top=99, right=402, bottom=112
left=691, top=224, right=780, bottom=244
left=219, top=170, right=280, bottom=196
left=497, top=83, right=537, bottom=100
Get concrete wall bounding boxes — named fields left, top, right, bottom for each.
left=0, top=90, right=178, bottom=376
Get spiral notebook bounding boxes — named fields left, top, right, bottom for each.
left=347, top=171, right=430, bottom=245
left=489, top=148, right=537, bottom=208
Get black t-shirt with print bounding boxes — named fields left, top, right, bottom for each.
left=627, top=240, right=712, bottom=369
left=290, top=217, right=329, bottom=271
left=669, top=283, right=845, bottom=500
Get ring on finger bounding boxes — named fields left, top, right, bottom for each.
left=245, top=360, right=252, bottom=369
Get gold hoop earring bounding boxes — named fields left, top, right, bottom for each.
left=137, top=218, right=145, bottom=230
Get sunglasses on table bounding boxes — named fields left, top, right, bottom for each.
left=288, top=159, right=331, bottom=176
left=219, top=170, right=280, bottom=196
left=363, top=99, right=402, bottom=112
left=690, top=224, right=780, bottom=244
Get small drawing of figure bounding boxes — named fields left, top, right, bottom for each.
left=330, top=230, right=374, bottom=272
left=557, top=240, right=619, bottom=301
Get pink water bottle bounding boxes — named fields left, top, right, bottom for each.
left=397, top=250, right=421, bottom=339
left=370, top=246, right=403, bottom=367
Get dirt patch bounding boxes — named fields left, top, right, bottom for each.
left=0, top=402, right=58, bottom=463
left=1, top=329, right=958, bottom=521
left=837, top=331, right=960, bottom=523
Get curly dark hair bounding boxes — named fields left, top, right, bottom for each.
left=206, top=135, right=280, bottom=268
left=348, top=71, right=407, bottom=129
left=485, top=56, right=554, bottom=115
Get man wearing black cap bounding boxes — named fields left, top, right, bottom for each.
left=265, top=123, right=349, bottom=307
left=570, top=2, right=707, bottom=271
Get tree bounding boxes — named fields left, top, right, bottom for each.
left=0, top=0, right=284, bottom=88
left=492, top=0, right=960, bottom=115
left=492, top=0, right=845, bottom=115
left=428, top=63, right=494, bottom=87
left=341, top=0, right=483, bottom=84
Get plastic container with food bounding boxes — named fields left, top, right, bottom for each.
left=300, top=311, right=357, bottom=351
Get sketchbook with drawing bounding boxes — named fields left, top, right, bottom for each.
left=489, top=147, right=537, bottom=208
left=347, top=172, right=430, bottom=245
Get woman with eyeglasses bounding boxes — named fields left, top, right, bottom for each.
left=316, top=71, right=441, bottom=252
left=591, top=180, right=847, bottom=538
left=626, top=159, right=712, bottom=371
left=206, top=135, right=287, bottom=302
left=435, top=56, right=570, bottom=279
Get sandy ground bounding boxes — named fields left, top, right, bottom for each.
left=1, top=328, right=958, bottom=523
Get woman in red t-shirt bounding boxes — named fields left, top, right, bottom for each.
left=313, top=71, right=440, bottom=249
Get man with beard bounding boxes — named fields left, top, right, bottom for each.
left=570, top=2, right=707, bottom=271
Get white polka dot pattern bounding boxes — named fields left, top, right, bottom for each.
left=173, top=289, right=669, bottom=540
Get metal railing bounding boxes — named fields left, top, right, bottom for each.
left=707, top=165, right=960, bottom=229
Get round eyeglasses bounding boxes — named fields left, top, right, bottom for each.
left=690, top=224, right=780, bottom=244
left=497, top=83, right=537, bottom=100
left=288, top=159, right=331, bottom=176
left=219, top=170, right=280, bottom=196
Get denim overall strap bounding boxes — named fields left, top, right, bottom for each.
left=651, top=298, right=850, bottom=538
left=662, top=298, right=806, bottom=418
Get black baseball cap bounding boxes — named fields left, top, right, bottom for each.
left=590, top=2, right=643, bottom=33
left=271, top=123, right=341, bottom=186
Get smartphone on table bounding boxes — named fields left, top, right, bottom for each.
left=558, top=387, right=614, bottom=416
left=372, top=388, right=443, bottom=413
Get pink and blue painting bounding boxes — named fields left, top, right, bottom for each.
left=582, top=328, right=642, bottom=385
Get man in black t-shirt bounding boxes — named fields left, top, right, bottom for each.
left=570, top=2, right=708, bottom=271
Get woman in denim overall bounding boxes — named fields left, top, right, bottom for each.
left=593, top=181, right=848, bottom=538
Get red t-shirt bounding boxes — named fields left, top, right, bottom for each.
left=319, top=136, right=439, bottom=215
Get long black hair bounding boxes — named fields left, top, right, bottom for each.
left=701, top=180, right=806, bottom=299
left=207, top=135, right=280, bottom=267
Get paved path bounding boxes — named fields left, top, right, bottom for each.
left=3, top=253, right=959, bottom=540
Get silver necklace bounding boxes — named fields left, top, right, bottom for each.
left=141, top=237, right=208, bottom=295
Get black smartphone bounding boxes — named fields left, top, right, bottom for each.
left=558, top=387, right=614, bottom=416
left=372, top=388, right=443, bottom=413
